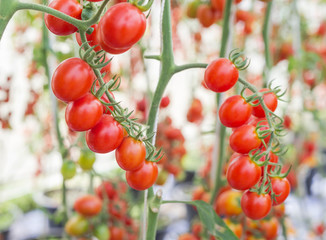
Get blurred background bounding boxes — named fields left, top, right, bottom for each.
left=1, top=0, right=326, bottom=239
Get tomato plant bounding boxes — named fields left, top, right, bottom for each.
left=74, top=195, right=102, bottom=217
left=126, top=161, right=158, bottom=191
left=241, top=191, right=272, bottom=220
left=229, top=125, right=261, bottom=154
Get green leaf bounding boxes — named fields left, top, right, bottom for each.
left=188, top=200, right=239, bottom=240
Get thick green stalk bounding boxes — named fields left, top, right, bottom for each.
left=262, top=1, right=273, bottom=87
left=210, top=0, right=233, bottom=205
left=0, top=0, right=18, bottom=42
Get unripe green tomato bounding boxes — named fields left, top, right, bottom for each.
left=61, top=160, right=76, bottom=180
left=156, top=170, right=169, bottom=185
left=186, top=0, right=201, bottom=18
left=65, top=215, right=89, bottom=236
left=94, top=224, right=110, bottom=240
left=78, top=151, right=96, bottom=170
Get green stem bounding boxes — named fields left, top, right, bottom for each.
left=262, top=1, right=273, bottom=87
left=0, top=0, right=18, bottom=42
left=280, top=217, right=288, bottom=240
left=210, top=0, right=233, bottom=205
left=174, top=63, right=208, bottom=73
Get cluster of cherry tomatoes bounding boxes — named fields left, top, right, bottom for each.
left=204, top=57, right=290, bottom=220
left=45, top=0, right=158, bottom=191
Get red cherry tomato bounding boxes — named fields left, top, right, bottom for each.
left=98, top=3, right=146, bottom=50
left=95, top=181, right=117, bottom=200
left=271, top=177, right=290, bottom=206
left=178, top=233, right=198, bottom=240
left=44, top=0, right=82, bottom=36
left=160, top=96, right=170, bottom=108
left=187, top=98, right=203, bottom=123
left=97, top=30, right=131, bottom=54
left=196, top=5, right=216, bottom=28
left=241, top=191, right=272, bottom=220
left=215, top=189, right=242, bottom=217
left=259, top=217, right=278, bottom=240
left=211, top=0, right=225, bottom=12
left=65, top=93, right=103, bottom=131
left=252, top=88, right=278, bottom=118
left=51, top=58, right=94, bottom=102
left=86, top=115, right=124, bottom=153
left=219, top=95, right=252, bottom=128
left=74, top=195, right=102, bottom=217
left=204, top=58, right=239, bottom=92
left=229, top=125, right=261, bottom=154
left=75, top=24, right=102, bottom=52
left=109, top=226, right=125, bottom=240
left=226, top=155, right=261, bottom=190
left=126, top=161, right=158, bottom=191
left=115, top=137, right=146, bottom=171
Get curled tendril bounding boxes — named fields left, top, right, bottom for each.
left=228, top=49, right=251, bottom=70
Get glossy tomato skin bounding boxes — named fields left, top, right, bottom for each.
left=215, top=189, right=242, bottom=217
left=271, top=177, right=290, bottom=206
left=86, top=115, right=124, bottom=153
left=126, top=161, right=158, bottom=191
left=219, top=95, right=252, bottom=128
left=65, top=215, right=89, bottom=236
left=115, top=137, right=146, bottom=171
left=229, top=125, right=261, bottom=154
left=196, top=5, right=216, bottom=28
left=61, top=160, right=76, bottom=180
left=97, top=30, right=131, bottom=54
left=74, top=195, right=102, bottom=217
left=65, top=93, right=103, bottom=131
left=45, top=0, right=82, bottom=36
left=226, top=155, right=261, bottom=190
left=98, top=3, right=146, bottom=50
left=51, top=58, right=94, bottom=102
left=76, top=24, right=102, bottom=52
left=204, top=59, right=239, bottom=92
left=241, top=191, right=272, bottom=220
left=252, top=88, right=278, bottom=118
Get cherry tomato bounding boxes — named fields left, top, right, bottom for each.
left=65, top=215, right=89, bottom=236
left=76, top=24, right=102, bottom=52
left=259, top=217, right=278, bottom=240
left=178, top=233, right=198, bottom=240
left=78, top=151, right=96, bottom=170
left=204, top=58, right=239, bottom=92
left=224, top=219, right=243, bottom=238
left=126, top=161, right=158, bottom=191
left=51, top=58, right=94, bottom=102
left=156, top=170, right=169, bottom=185
left=65, top=93, right=103, bottom=131
left=74, top=195, right=102, bottom=217
left=196, top=5, right=216, bottom=28
left=45, top=0, right=82, bottom=36
left=86, top=115, right=124, bottom=153
left=229, top=125, right=261, bottom=154
left=273, top=203, right=285, bottom=218
left=211, top=0, right=225, bottom=13
left=187, top=98, right=203, bottom=123
left=226, top=155, right=261, bottom=190
left=94, top=224, right=110, bottom=240
left=97, top=31, right=131, bottom=54
left=219, top=95, right=252, bottom=128
left=115, top=137, right=146, bottom=171
left=252, top=88, right=278, bottom=118
left=61, top=160, right=76, bottom=180
left=98, top=3, right=146, bottom=50
left=95, top=181, right=117, bottom=200
left=271, top=177, right=290, bottom=206
left=215, top=189, right=242, bottom=217
left=160, top=96, right=170, bottom=108
left=241, top=191, right=272, bottom=220
left=109, top=226, right=125, bottom=240
left=186, top=0, right=201, bottom=18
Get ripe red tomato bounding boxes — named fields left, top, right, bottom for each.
left=160, top=96, right=170, bottom=108
left=86, top=115, right=124, bottom=153
left=65, top=93, right=103, bottom=131
left=211, top=0, right=225, bottom=12
left=115, top=137, right=146, bottom=171
left=97, top=31, right=131, bottom=54
left=229, top=125, right=261, bottom=154
left=219, top=95, right=252, bottom=128
left=44, top=0, right=82, bottom=36
left=196, top=5, right=216, bottom=28
left=65, top=215, right=89, bottom=236
left=271, top=177, right=290, bottom=206
left=187, top=98, right=203, bottom=123
left=109, top=226, right=125, bottom=240
left=178, top=233, right=198, bottom=240
left=241, top=191, right=272, bottom=220
left=226, top=155, right=261, bottom=190
left=204, top=58, right=239, bottom=92
left=74, top=195, right=102, bottom=217
left=95, top=181, right=117, bottom=200
left=126, top=161, right=158, bottom=191
left=75, top=24, right=102, bottom=52
left=98, top=3, right=146, bottom=51
left=51, top=58, right=94, bottom=102
left=252, top=88, right=278, bottom=118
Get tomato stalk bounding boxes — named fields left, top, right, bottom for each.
left=0, top=0, right=18, bottom=41
left=209, top=0, right=233, bottom=205
left=262, top=1, right=273, bottom=86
